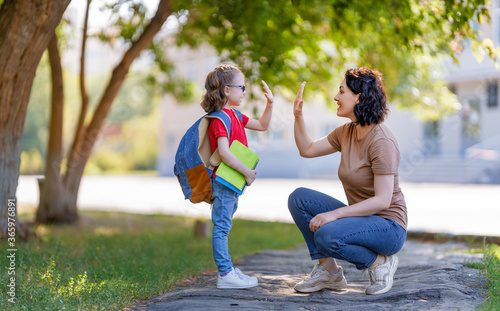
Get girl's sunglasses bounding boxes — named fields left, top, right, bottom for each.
left=227, top=85, right=245, bottom=92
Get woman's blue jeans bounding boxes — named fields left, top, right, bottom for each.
left=211, top=179, right=240, bottom=275
left=288, top=187, right=406, bottom=270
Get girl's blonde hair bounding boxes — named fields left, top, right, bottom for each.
left=201, top=64, right=242, bottom=113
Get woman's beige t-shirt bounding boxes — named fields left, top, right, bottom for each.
left=327, top=122, right=408, bottom=230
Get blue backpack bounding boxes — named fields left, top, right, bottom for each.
left=174, top=109, right=243, bottom=204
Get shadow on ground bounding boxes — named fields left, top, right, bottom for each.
left=132, top=239, right=485, bottom=311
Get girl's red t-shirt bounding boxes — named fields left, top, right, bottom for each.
left=209, top=108, right=249, bottom=175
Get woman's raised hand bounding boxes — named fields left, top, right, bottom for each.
left=293, top=82, right=306, bottom=117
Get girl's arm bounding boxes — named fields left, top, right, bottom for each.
left=245, top=80, right=274, bottom=131
left=309, top=174, right=395, bottom=232
left=293, top=82, right=336, bottom=158
left=217, top=136, right=257, bottom=186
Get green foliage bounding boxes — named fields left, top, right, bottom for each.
left=98, top=0, right=150, bottom=44
left=86, top=111, right=159, bottom=173
left=95, top=0, right=197, bottom=104
left=23, top=51, right=159, bottom=173
left=20, top=149, right=44, bottom=175
left=481, top=244, right=500, bottom=310
left=21, top=1, right=173, bottom=177
left=22, top=54, right=51, bottom=158
left=106, top=71, right=157, bottom=124
left=174, top=0, right=498, bottom=120
left=145, top=41, right=199, bottom=103
left=0, top=211, right=303, bottom=310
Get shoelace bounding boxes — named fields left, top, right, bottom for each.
left=309, top=265, right=323, bottom=278
left=362, top=268, right=375, bottom=282
left=234, top=268, right=249, bottom=280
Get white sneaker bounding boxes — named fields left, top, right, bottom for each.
left=364, top=255, right=399, bottom=295
left=217, top=267, right=258, bottom=289
left=234, top=267, right=258, bottom=283
left=294, top=264, right=347, bottom=293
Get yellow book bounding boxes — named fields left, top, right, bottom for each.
left=215, top=140, right=260, bottom=194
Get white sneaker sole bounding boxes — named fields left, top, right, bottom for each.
left=217, top=282, right=258, bottom=289
left=294, top=279, right=347, bottom=293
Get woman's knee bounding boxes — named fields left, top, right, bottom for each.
left=389, top=229, right=407, bottom=254
left=314, top=226, right=341, bottom=254
left=288, top=187, right=311, bottom=211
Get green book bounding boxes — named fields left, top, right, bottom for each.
left=215, top=140, right=260, bottom=194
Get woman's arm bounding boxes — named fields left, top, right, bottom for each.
left=294, top=82, right=336, bottom=158
left=246, top=80, right=274, bottom=131
left=217, top=136, right=257, bottom=186
left=309, top=174, right=394, bottom=232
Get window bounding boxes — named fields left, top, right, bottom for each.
left=461, top=98, right=481, bottom=152
left=488, top=81, right=498, bottom=107
left=423, top=120, right=441, bottom=155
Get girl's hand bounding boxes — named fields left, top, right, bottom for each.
left=309, top=211, right=338, bottom=233
left=262, top=80, right=274, bottom=105
left=294, top=82, right=306, bottom=117
left=244, top=169, right=257, bottom=186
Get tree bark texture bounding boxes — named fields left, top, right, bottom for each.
left=0, top=0, right=71, bottom=237
left=37, top=0, right=172, bottom=224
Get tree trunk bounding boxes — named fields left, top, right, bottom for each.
left=37, top=0, right=91, bottom=224
left=36, top=0, right=173, bottom=224
left=0, top=0, right=71, bottom=238
left=36, top=33, right=76, bottom=223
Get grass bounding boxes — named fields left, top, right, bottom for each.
left=0, top=211, right=304, bottom=310
left=479, top=244, right=500, bottom=310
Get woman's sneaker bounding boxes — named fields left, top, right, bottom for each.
left=217, top=267, right=258, bottom=289
left=294, top=264, right=347, bottom=293
left=365, top=255, right=399, bottom=295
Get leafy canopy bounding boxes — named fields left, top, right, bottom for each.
left=173, top=0, right=498, bottom=119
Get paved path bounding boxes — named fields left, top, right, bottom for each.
left=17, top=175, right=500, bottom=237
left=131, top=240, right=485, bottom=311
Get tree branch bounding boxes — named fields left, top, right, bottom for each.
left=88, top=0, right=172, bottom=133
left=64, top=0, right=172, bottom=183
left=79, top=0, right=91, bottom=127
left=65, top=0, right=92, bottom=178
left=46, top=32, right=64, bottom=175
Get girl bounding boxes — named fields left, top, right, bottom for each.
left=202, top=64, right=274, bottom=289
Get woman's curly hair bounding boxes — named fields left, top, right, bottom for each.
left=201, top=64, right=242, bottom=114
left=345, top=67, right=388, bottom=126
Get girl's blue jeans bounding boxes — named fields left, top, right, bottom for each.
left=211, top=179, right=240, bottom=275
left=288, top=187, right=406, bottom=270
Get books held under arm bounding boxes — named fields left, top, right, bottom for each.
left=215, top=140, right=260, bottom=194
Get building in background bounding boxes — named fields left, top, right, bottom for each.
left=157, top=3, right=500, bottom=183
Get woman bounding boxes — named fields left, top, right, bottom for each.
left=288, top=67, right=407, bottom=295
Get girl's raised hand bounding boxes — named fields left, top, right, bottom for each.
left=261, top=80, right=274, bottom=104
left=294, top=82, right=306, bottom=117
